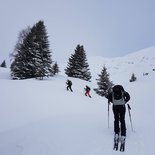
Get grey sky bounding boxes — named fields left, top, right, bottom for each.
left=0, top=0, right=155, bottom=64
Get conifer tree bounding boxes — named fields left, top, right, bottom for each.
left=0, top=60, right=7, bottom=68
left=65, top=44, right=91, bottom=81
left=52, top=62, right=60, bottom=75
left=10, top=20, right=53, bottom=80
left=129, top=73, right=137, bottom=82
left=94, top=66, right=113, bottom=98
left=32, top=21, right=53, bottom=79
left=10, top=27, right=32, bottom=79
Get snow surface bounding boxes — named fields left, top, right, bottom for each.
left=0, top=47, right=155, bottom=155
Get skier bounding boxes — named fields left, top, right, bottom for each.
left=107, top=85, right=130, bottom=151
left=84, top=85, right=91, bottom=98
left=66, top=79, right=73, bottom=92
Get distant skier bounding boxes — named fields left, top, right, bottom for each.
left=107, top=85, right=130, bottom=150
left=84, top=85, right=91, bottom=98
left=66, top=79, right=73, bottom=92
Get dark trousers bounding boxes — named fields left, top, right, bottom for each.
left=67, top=86, right=73, bottom=92
left=113, top=105, right=126, bottom=136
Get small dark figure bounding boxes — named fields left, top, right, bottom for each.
left=66, top=79, right=73, bottom=92
left=107, top=85, right=130, bottom=142
left=84, top=85, right=91, bottom=98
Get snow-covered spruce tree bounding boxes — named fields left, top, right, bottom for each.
left=94, top=66, right=113, bottom=98
left=10, top=27, right=32, bottom=79
left=129, top=73, right=137, bottom=82
left=10, top=20, right=53, bottom=80
left=32, top=20, right=53, bottom=79
left=0, top=60, right=7, bottom=68
left=65, top=44, right=91, bottom=81
left=52, top=62, right=60, bottom=75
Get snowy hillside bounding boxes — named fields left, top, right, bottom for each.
left=0, top=47, right=155, bottom=155
left=88, top=46, right=155, bottom=84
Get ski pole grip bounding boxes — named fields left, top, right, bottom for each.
left=127, top=104, right=131, bottom=110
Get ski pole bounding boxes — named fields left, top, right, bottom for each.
left=127, top=104, right=134, bottom=132
left=108, top=101, right=110, bottom=128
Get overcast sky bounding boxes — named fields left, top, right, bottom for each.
left=0, top=0, right=155, bottom=64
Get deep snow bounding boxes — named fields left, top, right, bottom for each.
left=0, top=47, right=155, bottom=155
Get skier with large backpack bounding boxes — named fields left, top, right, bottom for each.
left=66, top=79, right=73, bottom=92
left=84, top=85, right=91, bottom=98
left=107, top=85, right=130, bottom=151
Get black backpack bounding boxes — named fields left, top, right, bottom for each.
left=68, top=80, right=72, bottom=86
left=86, top=86, right=90, bottom=91
left=112, top=85, right=124, bottom=100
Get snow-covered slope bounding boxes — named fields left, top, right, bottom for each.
left=0, top=47, right=155, bottom=155
left=88, top=46, right=155, bottom=84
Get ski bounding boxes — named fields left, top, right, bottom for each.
left=120, top=143, right=125, bottom=152
left=113, top=141, right=119, bottom=151
left=120, top=136, right=126, bottom=152
left=113, top=135, right=126, bottom=152
left=113, top=134, right=119, bottom=151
